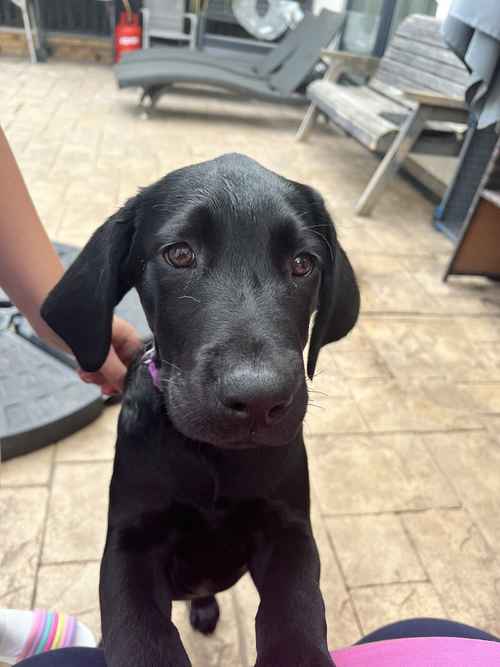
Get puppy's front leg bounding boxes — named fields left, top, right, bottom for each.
left=100, top=533, right=190, bottom=667
left=250, top=521, right=334, bottom=667
left=100, top=370, right=190, bottom=667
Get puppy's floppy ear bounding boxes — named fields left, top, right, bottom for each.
left=41, top=196, right=139, bottom=372
left=305, top=191, right=360, bottom=380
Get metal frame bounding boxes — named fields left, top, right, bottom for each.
left=9, top=0, right=45, bottom=62
left=340, top=0, right=397, bottom=57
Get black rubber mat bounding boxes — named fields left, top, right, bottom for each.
left=0, top=242, right=151, bottom=461
left=0, top=330, right=103, bottom=461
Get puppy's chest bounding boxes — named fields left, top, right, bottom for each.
left=166, top=499, right=280, bottom=599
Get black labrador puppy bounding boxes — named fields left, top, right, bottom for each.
left=42, top=154, right=359, bottom=667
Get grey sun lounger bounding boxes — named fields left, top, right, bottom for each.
left=115, top=10, right=344, bottom=110
left=119, top=10, right=322, bottom=79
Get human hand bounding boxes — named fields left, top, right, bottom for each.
left=79, top=317, right=143, bottom=395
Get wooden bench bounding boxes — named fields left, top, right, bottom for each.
left=297, top=14, right=470, bottom=216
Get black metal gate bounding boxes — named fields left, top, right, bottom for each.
left=0, top=0, right=112, bottom=35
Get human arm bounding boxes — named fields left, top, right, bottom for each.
left=0, top=126, right=142, bottom=393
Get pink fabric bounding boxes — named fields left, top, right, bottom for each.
left=330, top=637, right=500, bottom=666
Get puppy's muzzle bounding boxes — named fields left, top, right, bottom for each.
left=218, top=364, right=298, bottom=428
left=217, top=364, right=301, bottom=431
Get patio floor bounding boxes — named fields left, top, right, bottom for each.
left=1, top=57, right=500, bottom=666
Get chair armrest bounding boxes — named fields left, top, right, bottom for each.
left=322, top=50, right=380, bottom=73
left=403, top=89, right=466, bottom=110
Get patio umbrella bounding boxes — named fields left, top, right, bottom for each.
left=442, top=0, right=500, bottom=129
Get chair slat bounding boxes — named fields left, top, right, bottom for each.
left=390, top=34, right=466, bottom=71
left=395, top=13, right=448, bottom=47
left=384, top=43, right=470, bottom=87
left=373, top=58, right=466, bottom=99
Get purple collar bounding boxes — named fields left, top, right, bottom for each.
left=143, top=348, right=161, bottom=389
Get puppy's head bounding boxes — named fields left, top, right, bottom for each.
left=42, top=154, right=359, bottom=448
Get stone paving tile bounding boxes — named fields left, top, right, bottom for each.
left=303, top=394, right=369, bottom=436
left=473, top=342, right=500, bottom=380
left=307, top=433, right=459, bottom=515
left=457, top=315, right=500, bottom=343
left=304, top=352, right=370, bottom=438
left=55, top=405, right=119, bottom=462
left=401, top=256, right=500, bottom=316
left=63, top=177, right=118, bottom=207
left=21, top=140, right=62, bottom=172
left=36, top=561, right=101, bottom=640
left=360, top=271, right=440, bottom=315
left=173, top=592, right=244, bottom=667
left=334, top=224, right=387, bottom=255
left=0, top=487, right=48, bottom=608
left=349, top=376, right=483, bottom=432
left=351, top=253, right=406, bottom=275
left=315, top=324, right=369, bottom=362
left=0, top=445, right=53, bottom=487
left=57, top=200, right=118, bottom=239
left=423, top=432, right=500, bottom=554
left=326, top=514, right=425, bottom=588
left=320, top=326, right=392, bottom=382
left=483, top=415, right=500, bottom=443
left=42, top=461, right=112, bottom=563
left=458, top=382, right=500, bottom=414
left=362, top=317, right=491, bottom=382
left=231, top=574, right=260, bottom=667
left=402, top=509, right=500, bottom=636
left=311, top=491, right=361, bottom=649
left=371, top=210, right=451, bottom=258
left=351, top=582, right=446, bottom=635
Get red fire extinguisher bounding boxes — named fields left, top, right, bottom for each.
left=114, top=1, right=142, bottom=63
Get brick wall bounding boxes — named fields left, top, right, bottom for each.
left=0, top=29, right=112, bottom=63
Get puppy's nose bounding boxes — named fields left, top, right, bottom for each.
left=219, top=367, right=295, bottom=426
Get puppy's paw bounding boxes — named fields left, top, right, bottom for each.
left=189, top=596, right=220, bottom=635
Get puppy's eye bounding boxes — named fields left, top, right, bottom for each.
left=163, top=242, right=196, bottom=268
left=291, top=253, right=315, bottom=277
